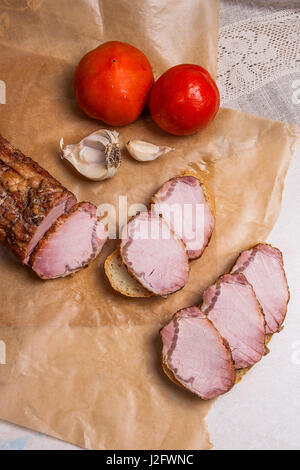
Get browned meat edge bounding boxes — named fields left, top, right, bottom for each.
left=149, top=171, right=216, bottom=262
left=114, top=172, right=213, bottom=296
left=160, top=312, right=236, bottom=400
left=120, top=212, right=190, bottom=297
left=0, top=135, right=76, bottom=262
left=30, top=202, right=104, bottom=278
left=231, top=242, right=290, bottom=333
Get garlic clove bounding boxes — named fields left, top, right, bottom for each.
left=126, top=140, right=174, bottom=162
left=60, top=130, right=121, bottom=181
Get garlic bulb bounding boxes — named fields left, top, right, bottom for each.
left=126, top=140, right=174, bottom=162
left=60, top=130, right=121, bottom=181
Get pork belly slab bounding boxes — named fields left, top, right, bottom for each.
left=0, top=135, right=76, bottom=263
left=31, top=202, right=108, bottom=279
left=202, top=273, right=266, bottom=369
left=120, top=212, right=189, bottom=296
left=151, top=175, right=214, bottom=260
left=160, top=307, right=235, bottom=399
left=232, top=243, right=290, bottom=334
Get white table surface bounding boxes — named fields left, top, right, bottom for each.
left=207, top=150, right=300, bottom=450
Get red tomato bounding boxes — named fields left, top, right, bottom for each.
left=74, top=41, right=154, bottom=126
left=149, top=64, right=220, bottom=136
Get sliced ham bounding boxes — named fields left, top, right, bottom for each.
left=31, top=202, right=108, bottom=279
left=120, top=212, right=189, bottom=296
left=0, top=135, right=76, bottom=264
left=160, top=307, right=236, bottom=400
left=232, top=243, right=289, bottom=334
left=202, top=273, right=266, bottom=369
left=151, top=175, right=214, bottom=260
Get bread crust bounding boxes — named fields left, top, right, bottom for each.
left=104, top=249, right=152, bottom=298
left=106, top=172, right=214, bottom=297
left=235, top=334, right=273, bottom=383
left=201, top=243, right=288, bottom=387
left=231, top=244, right=289, bottom=381
left=160, top=242, right=288, bottom=397
left=119, top=212, right=190, bottom=297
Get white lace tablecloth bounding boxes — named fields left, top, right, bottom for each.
left=0, top=0, right=299, bottom=450
left=218, top=0, right=300, bottom=125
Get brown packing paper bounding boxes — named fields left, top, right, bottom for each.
left=0, top=0, right=299, bottom=450
left=0, top=0, right=219, bottom=79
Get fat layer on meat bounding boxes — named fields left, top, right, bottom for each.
left=232, top=243, right=290, bottom=334
left=31, top=202, right=108, bottom=279
left=151, top=175, right=214, bottom=260
left=120, top=212, right=189, bottom=296
left=202, top=273, right=266, bottom=369
left=161, top=307, right=236, bottom=399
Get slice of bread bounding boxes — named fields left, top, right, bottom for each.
left=105, top=172, right=215, bottom=298
left=105, top=249, right=152, bottom=298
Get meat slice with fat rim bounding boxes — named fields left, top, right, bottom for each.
left=120, top=212, right=189, bottom=296
left=160, top=307, right=236, bottom=400
left=232, top=243, right=290, bottom=334
left=31, top=202, right=108, bottom=279
left=0, top=135, right=76, bottom=264
left=151, top=175, right=215, bottom=260
left=202, top=273, right=266, bottom=369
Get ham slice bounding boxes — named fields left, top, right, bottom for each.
left=31, top=202, right=108, bottom=279
left=0, top=135, right=76, bottom=264
left=232, top=244, right=289, bottom=334
left=151, top=175, right=214, bottom=260
left=202, top=273, right=266, bottom=369
left=120, top=212, right=189, bottom=296
left=160, top=307, right=236, bottom=399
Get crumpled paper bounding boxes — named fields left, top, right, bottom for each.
left=0, top=0, right=299, bottom=450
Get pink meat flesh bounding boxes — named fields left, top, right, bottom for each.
left=120, top=212, right=189, bottom=296
left=0, top=135, right=77, bottom=265
left=161, top=307, right=235, bottom=399
left=24, top=194, right=76, bottom=264
left=31, top=202, right=108, bottom=279
left=232, top=244, right=289, bottom=334
left=152, top=176, right=214, bottom=260
left=202, top=273, right=266, bottom=369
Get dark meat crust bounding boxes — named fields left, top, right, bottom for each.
left=0, top=135, right=76, bottom=262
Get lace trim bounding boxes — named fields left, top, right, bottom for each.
left=218, top=9, right=300, bottom=103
